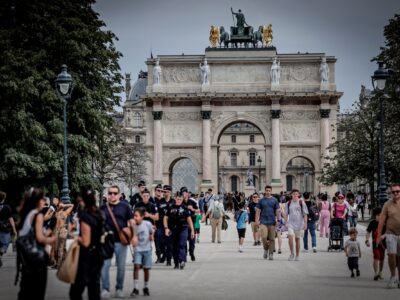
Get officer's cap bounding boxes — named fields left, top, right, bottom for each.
left=180, top=187, right=188, bottom=193
left=138, top=180, right=146, bottom=187
left=155, top=184, right=163, bottom=190
left=163, top=185, right=172, bottom=191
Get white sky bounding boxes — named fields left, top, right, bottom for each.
left=94, top=0, right=400, bottom=110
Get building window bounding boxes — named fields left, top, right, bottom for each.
left=231, top=152, right=237, bottom=167
left=133, top=112, right=142, bottom=128
left=231, top=135, right=236, bottom=143
left=135, top=135, right=141, bottom=143
left=249, top=152, right=256, bottom=166
left=250, top=135, right=255, bottom=143
left=231, top=175, right=238, bottom=192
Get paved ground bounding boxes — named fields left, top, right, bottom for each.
left=0, top=214, right=399, bottom=299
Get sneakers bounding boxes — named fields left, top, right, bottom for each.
left=288, top=254, right=295, bottom=261
left=278, top=249, right=282, bottom=254
left=166, top=261, right=172, bottom=266
left=257, top=241, right=261, bottom=246
left=174, top=264, right=179, bottom=269
left=101, top=289, right=111, bottom=299
left=356, top=270, right=360, bottom=277
left=351, top=271, right=355, bottom=278
left=263, top=250, right=268, bottom=259
left=387, top=277, right=398, bottom=289
left=197, top=238, right=200, bottom=243
left=143, top=288, right=150, bottom=296
left=130, top=289, right=139, bottom=297
left=378, top=272, right=384, bottom=280
left=374, top=274, right=379, bottom=281
left=180, top=262, right=186, bottom=269
left=313, top=247, right=317, bottom=253
left=238, top=249, right=243, bottom=253
left=115, top=289, right=125, bottom=298
left=269, top=253, right=274, bottom=261
left=155, top=257, right=160, bottom=264
left=190, top=253, right=196, bottom=261
left=160, top=255, right=165, bottom=264
left=294, top=256, right=300, bottom=261
left=253, top=241, right=257, bottom=246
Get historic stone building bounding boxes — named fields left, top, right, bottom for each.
left=123, top=47, right=342, bottom=195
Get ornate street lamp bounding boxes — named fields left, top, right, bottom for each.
left=257, top=156, right=262, bottom=191
left=55, top=65, right=74, bottom=203
left=371, top=62, right=389, bottom=206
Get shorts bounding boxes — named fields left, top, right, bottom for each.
left=385, top=234, right=400, bottom=255
left=133, top=250, right=152, bottom=269
left=195, top=228, right=200, bottom=234
left=250, top=222, right=259, bottom=233
left=237, top=228, right=246, bottom=239
left=373, top=246, right=386, bottom=260
left=287, top=228, right=304, bottom=238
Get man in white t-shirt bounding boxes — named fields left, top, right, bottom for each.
left=284, top=189, right=308, bottom=261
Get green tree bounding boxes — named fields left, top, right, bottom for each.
left=0, top=0, right=123, bottom=202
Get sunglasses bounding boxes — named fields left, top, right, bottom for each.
left=391, top=190, right=400, bottom=194
left=108, top=192, right=118, bottom=196
left=156, top=189, right=162, bottom=192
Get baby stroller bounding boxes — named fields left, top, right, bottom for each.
left=327, top=218, right=345, bottom=252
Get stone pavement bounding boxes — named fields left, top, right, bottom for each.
left=0, top=214, right=398, bottom=300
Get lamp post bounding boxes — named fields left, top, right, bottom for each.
left=257, top=156, right=262, bottom=192
left=371, top=62, right=389, bottom=206
left=55, top=65, right=74, bottom=203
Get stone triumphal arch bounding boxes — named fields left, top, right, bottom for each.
left=124, top=46, right=342, bottom=195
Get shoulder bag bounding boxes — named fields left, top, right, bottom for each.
left=57, top=240, right=80, bottom=284
left=106, top=204, right=133, bottom=246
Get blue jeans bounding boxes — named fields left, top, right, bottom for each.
left=101, top=242, right=127, bottom=291
left=303, top=222, right=316, bottom=250
left=348, top=216, right=357, bottom=228
left=0, top=231, right=11, bottom=254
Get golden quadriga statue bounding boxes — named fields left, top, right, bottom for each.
left=209, top=25, right=220, bottom=48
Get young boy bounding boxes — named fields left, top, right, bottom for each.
left=235, top=202, right=248, bottom=253
left=365, top=207, right=386, bottom=280
left=131, top=208, right=154, bottom=297
left=194, top=212, right=202, bottom=243
left=345, top=227, right=362, bottom=278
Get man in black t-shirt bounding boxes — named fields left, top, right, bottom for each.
left=100, top=185, right=134, bottom=298
left=134, top=189, right=158, bottom=225
left=247, top=193, right=260, bottom=246
left=130, top=181, right=146, bottom=208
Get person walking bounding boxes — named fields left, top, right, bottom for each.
left=377, top=183, right=400, bottom=289
left=160, top=185, right=174, bottom=266
left=247, top=193, right=261, bottom=246
left=303, top=192, right=318, bottom=253
left=101, top=185, right=134, bottom=299
left=181, top=187, right=199, bottom=261
left=318, top=194, right=331, bottom=238
left=348, top=198, right=358, bottom=228
left=205, top=197, right=225, bottom=244
left=17, top=188, right=56, bottom=300
left=284, top=189, right=308, bottom=261
left=235, top=202, right=248, bottom=253
left=276, top=195, right=289, bottom=254
left=69, top=186, right=104, bottom=300
left=255, top=186, right=280, bottom=260
left=356, top=191, right=365, bottom=221
left=130, top=208, right=154, bottom=297
left=365, top=207, right=386, bottom=281
left=164, top=192, right=195, bottom=270
left=0, top=191, right=17, bottom=267
left=344, top=228, right=361, bottom=278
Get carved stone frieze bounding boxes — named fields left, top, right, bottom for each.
left=280, top=63, right=320, bottom=83
left=164, top=112, right=201, bottom=121
left=280, top=122, right=319, bottom=142
left=281, top=110, right=320, bottom=120
left=162, top=66, right=202, bottom=84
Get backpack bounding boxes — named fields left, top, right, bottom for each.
left=308, top=202, right=319, bottom=222
left=212, top=202, right=222, bottom=219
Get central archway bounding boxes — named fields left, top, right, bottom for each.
left=217, top=121, right=267, bottom=193
left=169, top=158, right=199, bottom=193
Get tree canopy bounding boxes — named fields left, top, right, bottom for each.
left=0, top=0, right=123, bottom=201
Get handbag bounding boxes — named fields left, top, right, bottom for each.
left=222, top=216, right=228, bottom=231
left=57, top=240, right=80, bottom=284
left=97, top=225, right=115, bottom=260
left=106, top=203, right=133, bottom=246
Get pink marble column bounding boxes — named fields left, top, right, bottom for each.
left=152, top=111, right=163, bottom=184
left=201, top=111, right=212, bottom=183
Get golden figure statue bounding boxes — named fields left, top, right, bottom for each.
left=262, top=24, right=273, bottom=47
left=209, top=25, right=220, bottom=48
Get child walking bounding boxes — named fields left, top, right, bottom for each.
left=131, top=208, right=154, bottom=297
left=194, top=212, right=202, bottom=243
left=365, top=207, right=386, bottom=281
left=235, top=202, right=248, bottom=253
left=344, top=227, right=361, bottom=278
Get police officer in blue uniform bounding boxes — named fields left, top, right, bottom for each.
left=181, top=187, right=199, bottom=261
left=153, top=184, right=168, bottom=264
left=164, top=191, right=195, bottom=269
left=133, top=189, right=158, bottom=225
left=130, top=181, right=146, bottom=208
left=160, top=185, right=175, bottom=266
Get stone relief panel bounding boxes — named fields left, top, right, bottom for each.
left=162, top=66, right=202, bottom=84
left=211, top=112, right=236, bottom=134
left=163, top=112, right=201, bottom=121
left=163, top=123, right=202, bottom=144
left=212, top=65, right=269, bottom=83
left=280, top=122, right=319, bottom=142
left=280, top=148, right=320, bottom=171
left=281, top=110, right=319, bottom=121
left=280, top=63, right=320, bottom=83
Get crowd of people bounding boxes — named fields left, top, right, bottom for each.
left=0, top=181, right=399, bottom=300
